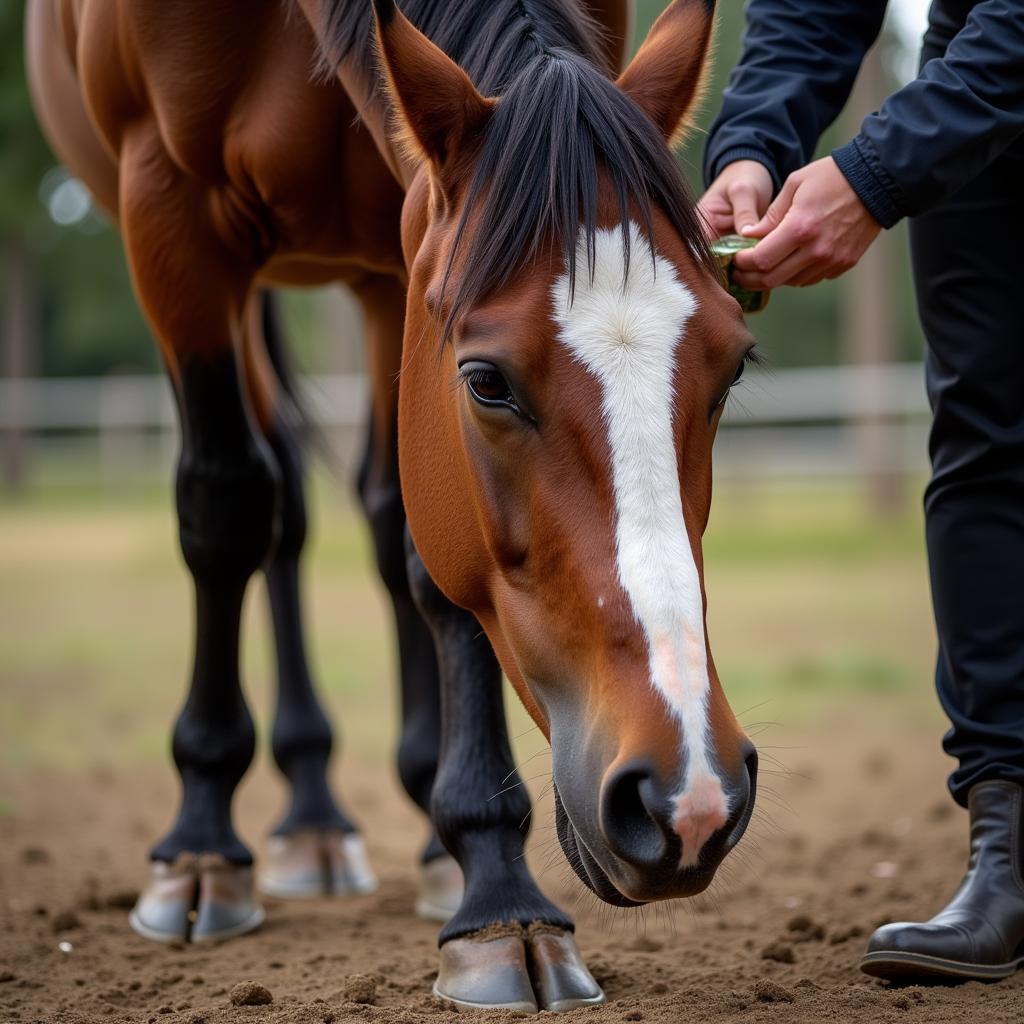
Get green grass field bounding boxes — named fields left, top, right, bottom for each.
left=0, top=474, right=941, bottom=777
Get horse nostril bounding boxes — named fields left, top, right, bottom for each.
left=725, top=745, right=759, bottom=851
left=600, top=764, right=674, bottom=869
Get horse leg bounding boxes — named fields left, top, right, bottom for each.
left=352, top=273, right=461, bottom=920
left=119, top=125, right=274, bottom=943
left=405, top=540, right=605, bottom=1014
left=244, top=292, right=376, bottom=899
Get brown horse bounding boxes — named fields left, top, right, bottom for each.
left=26, top=0, right=758, bottom=1011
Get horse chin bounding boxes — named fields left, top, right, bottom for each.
left=553, top=784, right=719, bottom=907
left=554, top=785, right=644, bottom=908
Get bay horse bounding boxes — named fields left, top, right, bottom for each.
left=26, top=0, right=759, bottom=1011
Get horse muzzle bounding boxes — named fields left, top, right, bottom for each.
left=553, top=744, right=758, bottom=906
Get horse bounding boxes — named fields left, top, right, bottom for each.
left=26, top=0, right=759, bottom=1012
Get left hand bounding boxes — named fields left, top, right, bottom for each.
left=732, top=156, right=882, bottom=289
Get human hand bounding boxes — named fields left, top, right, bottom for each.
left=731, top=156, right=881, bottom=288
left=696, top=160, right=774, bottom=240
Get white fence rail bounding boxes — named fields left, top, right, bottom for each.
left=0, top=364, right=932, bottom=484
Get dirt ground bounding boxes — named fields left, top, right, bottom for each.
left=2, top=714, right=1022, bottom=1024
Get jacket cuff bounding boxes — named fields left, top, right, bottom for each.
left=831, top=137, right=904, bottom=229
left=704, top=147, right=782, bottom=192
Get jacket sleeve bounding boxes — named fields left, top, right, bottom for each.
left=832, top=0, right=1024, bottom=228
left=703, top=0, right=888, bottom=192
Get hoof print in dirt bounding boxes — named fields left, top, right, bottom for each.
left=433, top=924, right=605, bottom=1014
left=229, top=980, right=273, bottom=1006
left=130, top=856, right=265, bottom=944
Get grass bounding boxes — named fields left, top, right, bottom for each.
left=0, top=471, right=942, bottom=776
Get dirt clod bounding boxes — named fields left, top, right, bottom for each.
left=51, top=910, right=82, bottom=933
left=755, top=979, right=795, bottom=1004
left=829, top=924, right=865, bottom=945
left=341, top=974, right=378, bottom=1005
left=229, top=981, right=273, bottom=1006
left=104, top=890, right=139, bottom=910
left=760, top=941, right=796, bottom=964
left=787, top=915, right=825, bottom=942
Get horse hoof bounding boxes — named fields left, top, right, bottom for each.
left=257, top=830, right=377, bottom=899
left=415, top=854, right=463, bottom=922
left=129, top=855, right=264, bottom=944
left=191, top=856, right=265, bottom=942
left=129, top=856, right=197, bottom=944
left=434, top=934, right=538, bottom=1014
left=325, top=832, right=378, bottom=896
left=259, top=831, right=329, bottom=899
left=433, top=928, right=604, bottom=1014
left=527, top=928, right=606, bottom=1011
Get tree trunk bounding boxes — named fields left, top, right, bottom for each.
left=840, top=40, right=903, bottom=516
left=2, top=234, right=37, bottom=490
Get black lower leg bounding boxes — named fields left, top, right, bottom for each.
left=359, top=427, right=444, bottom=862
left=151, top=350, right=279, bottom=866
left=405, top=536, right=572, bottom=943
left=265, top=416, right=354, bottom=835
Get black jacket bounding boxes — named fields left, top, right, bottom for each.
left=703, top=0, right=1024, bottom=227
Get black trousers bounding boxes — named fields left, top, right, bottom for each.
left=910, top=136, right=1024, bottom=805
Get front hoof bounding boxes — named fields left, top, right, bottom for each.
left=435, top=934, right=538, bottom=1014
left=129, top=857, right=197, bottom=944
left=433, top=927, right=604, bottom=1014
left=191, top=856, right=265, bottom=942
left=527, top=928, right=605, bottom=1011
left=258, top=831, right=377, bottom=899
left=415, top=854, right=463, bottom=922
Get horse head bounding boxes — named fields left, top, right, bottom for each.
left=375, top=0, right=758, bottom=906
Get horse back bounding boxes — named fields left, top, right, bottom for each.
left=26, top=0, right=405, bottom=282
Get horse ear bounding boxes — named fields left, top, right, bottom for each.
left=372, top=0, right=493, bottom=193
left=616, top=0, right=716, bottom=145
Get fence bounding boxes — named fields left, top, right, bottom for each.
left=0, top=363, right=931, bottom=488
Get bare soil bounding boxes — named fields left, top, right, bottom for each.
left=2, top=714, right=1022, bottom=1024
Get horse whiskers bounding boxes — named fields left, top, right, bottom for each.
left=520, top=779, right=554, bottom=831
left=754, top=787, right=796, bottom=816
left=734, top=697, right=775, bottom=721
left=745, top=721, right=783, bottom=736
left=485, top=770, right=552, bottom=802
left=501, top=747, right=551, bottom=786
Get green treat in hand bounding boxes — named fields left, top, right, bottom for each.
left=710, top=234, right=770, bottom=314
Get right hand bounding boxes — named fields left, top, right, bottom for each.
left=696, top=160, right=774, bottom=240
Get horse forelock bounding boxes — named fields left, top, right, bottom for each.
left=313, top=0, right=714, bottom=344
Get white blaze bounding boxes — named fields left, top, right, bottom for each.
left=551, top=222, right=728, bottom=866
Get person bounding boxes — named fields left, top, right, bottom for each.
left=698, top=0, right=1024, bottom=982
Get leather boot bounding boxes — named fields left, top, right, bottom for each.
left=861, top=780, right=1024, bottom=981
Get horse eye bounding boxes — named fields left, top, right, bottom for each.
left=462, top=362, right=519, bottom=412
left=714, top=357, right=749, bottom=412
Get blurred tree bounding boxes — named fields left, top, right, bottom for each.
left=0, top=2, right=49, bottom=484
left=0, top=2, right=152, bottom=394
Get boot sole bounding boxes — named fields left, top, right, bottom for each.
left=861, top=949, right=1024, bottom=982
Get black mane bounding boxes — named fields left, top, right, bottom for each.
left=319, top=0, right=715, bottom=334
